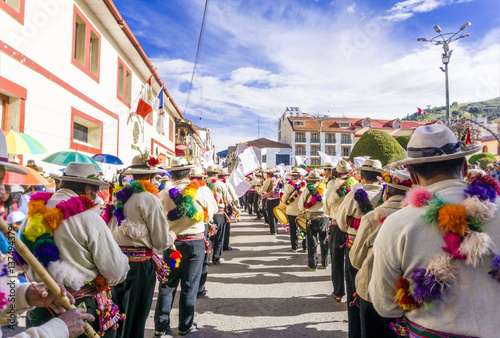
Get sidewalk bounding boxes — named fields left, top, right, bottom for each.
left=146, top=212, right=348, bottom=337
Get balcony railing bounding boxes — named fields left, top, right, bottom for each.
left=295, top=137, right=306, bottom=143
left=295, top=151, right=306, bottom=156
left=341, top=138, right=352, bottom=144
left=310, top=138, right=320, bottom=144
left=325, top=137, right=336, bottom=144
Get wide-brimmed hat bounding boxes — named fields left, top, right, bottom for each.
left=122, top=154, right=166, bottom=175
left=306, top=171, right=321, bottom=181
left=50, top=162, right=110, bottom=190
left=390, top=124, right=481, bottom=167
left=206, top=165, right=219, bottom=174
left=165, top=157, right=195, bottom=171
left=290, top=167, right=301, bottom=176
left=322, top=162, right=334, bottom=170
left=354, top=159, right=384, bottom=173
left=190, top=166, right=206, bottom=177
left=336, top=159, right=353, bottom=175
left=7, top=211, right=25, bottom=224
left=378, top=170, right=412, bottom=191
left=0, top=132, right=27, bottom=175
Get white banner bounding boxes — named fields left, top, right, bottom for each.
left=236, top=147, right=261, bottom=176
left=318, top=151, right=341, bottom=166
left=228, top=169, right=252, bottom=198
left=354, top=156, right=371, bottom=168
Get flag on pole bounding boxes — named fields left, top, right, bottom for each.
left=417, top=107, right=427, bottom=115
left=318, top=151, right=340, bottom=166
left=295, top=156, right=306, bottom=166
left=202, top=147, right=215, bottom=168
left=154, top=88, right=165, bottom=134
left=136, top=78, right=155, bottom=118
left=236, top=147, right=260, bottom=176
left=228, top=170, right=252, bottom=198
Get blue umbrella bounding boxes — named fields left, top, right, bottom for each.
left=92, top=154, right=124, bottom=165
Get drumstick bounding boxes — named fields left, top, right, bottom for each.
left=0, top=218, right=99, bottom=338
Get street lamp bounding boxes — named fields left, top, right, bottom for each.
left=313, top=114, right=330, bottom=165
left=417, top=22, right=471, bottom=123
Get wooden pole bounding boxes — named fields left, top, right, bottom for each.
left=0, top=218, right=99, bottom=338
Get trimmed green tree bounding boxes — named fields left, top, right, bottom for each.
left=349, top=130, right=406, bottom=166
left=395, top=135, right=412, bottom=150
left=468, top=152, right=496, bottom=164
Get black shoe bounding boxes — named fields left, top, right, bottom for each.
left=154, top=328, right=172, bottom=336
left=178, top=322, right=198, bottom=336
left=223, top=246, right=232, bottom=251
left=197, top=289, right=208, bottom=298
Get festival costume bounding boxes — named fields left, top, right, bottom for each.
left=206, top=178, right=231, bottom=263
left=282, top=179, right=307, bottom=250
left=324, top=176, right=358, bottom=299
left=337, top=183, right=383, bottom=338
left=21, top=189, right=129, bottom=337
left=155, top=178, right=217, bottom=333
left=369, top=179, right=500, bottom=337
left=349, top=195, right=405, bottom=337
left=263, top=176, right=280, bottom=234
left=298, top=179, right=329, bottom=269
left=106, top=181, right=175, bottom=338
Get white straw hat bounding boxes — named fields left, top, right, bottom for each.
left=50, top=162, right=110, bottom=190
left=378, top=170, right=412, bottom=191
left=354, top=159, right=384, bottom=173
left=122, top=154, right=166, bottom=175
left=165, top=157, right=195, bottom=171
left=390, top=124, right=481, bottom=167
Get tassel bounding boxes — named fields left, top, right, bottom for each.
left=152, top=253, right=170, bottom=283
left=170, top=250, right=182, bottom=268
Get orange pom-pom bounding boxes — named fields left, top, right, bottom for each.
left=28, top=200, right=47, bottom=217
left=42, top=208, right=64, bottom=231
left=139, top=180, right=159, bottom=196
left=437, top=204, right=468, bottom=236
left=93, top=275, right=109, bottom=293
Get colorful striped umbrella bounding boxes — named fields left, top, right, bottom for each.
left=2, top=130, right=47, bottom=154
left=42, top=151, right=102, bottom=171
left=3, top=164, right=48, bottom=185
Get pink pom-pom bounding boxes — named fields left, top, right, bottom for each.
left=442, top=232, right=466, bottom=260
left=30, top=192, right=52, bottom=204
left=406, top=187, right=432, bottom=207
left=310, top=196, right=317, bottom=205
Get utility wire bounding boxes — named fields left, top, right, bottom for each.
left=184, top=0, right=209, bottom=116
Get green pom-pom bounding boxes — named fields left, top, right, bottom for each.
left=130, top=181, right=144, bottom=193
left=467, top=216, right=483, bottom=232
left=115, top=202, right=124, bottom=210
left=187, top=205, right=198, bottom=218
left=177, top=196, right=193, bottom=216
left=32, top=233, right=55, bottom=252
left=20, top=231, right=33, bottom=250
left=422, top=194, right=446, bottom=225
left=346, top=177, right=356, bottom=187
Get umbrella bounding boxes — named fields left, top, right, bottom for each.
left=3, top=164, right=48, bottom=185
left=92, top=154, right=124, bottom=165
left=42, top=151, right=102, bottom=171
left=2, top=130, right=47, bottom=154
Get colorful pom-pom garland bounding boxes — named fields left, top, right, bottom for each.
left=303, top=183, right=326, bottom=209
left=285, top=180, right=306, bottom=205
left=336, top=176, right=359, bottom=198
left=396, top=175, right=500, bottom=311
left=102, top=180, right=159, bottom=225
left=166, top=179, right=206, bottom=222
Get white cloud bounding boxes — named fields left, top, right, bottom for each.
left=148, top=0, right=498, bottom=151
left=384, top=0, right=474, bottom=21
left=347, top=3, right=356, bottom=13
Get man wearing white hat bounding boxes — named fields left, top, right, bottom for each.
left=262, top=171, right=281, bottom=235
left=337, top=159, right=384, bottom=338
left=298, top=171, right=330, bottom=270
left=21, top=162, right=129, bottom=337
left=218, top=169, right=241, bottom=250
left=107, top=154, right=176, bottom=338
left=369, top=124, right=500, bottom=337
left=205, top=165, right=232, bottom=264
left=0, top=133, right=94, bottom=338
left=281, top=167, right=307, bottom=252
left=350, top=170, right=411, bottom=337
left=324, top=159, right=357, bottom=303
left=155, top=159, right=217, bottom=336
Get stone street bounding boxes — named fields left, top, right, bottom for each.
left=146, top=212, right=348, bottom=337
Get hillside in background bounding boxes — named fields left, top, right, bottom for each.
left=217, top=149, right=228, bottom=158
left=403, top=96, right=500, bottom=122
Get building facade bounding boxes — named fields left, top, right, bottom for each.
left=278, top=108, right=432, bottom=166
left=0, top=0, right=185, bottom=171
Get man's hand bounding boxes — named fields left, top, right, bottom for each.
left=59, top=308, right=95, bottom=338
left=169, top=230, right=177, bottom=241
left=26, top=283, right=75, bottom=314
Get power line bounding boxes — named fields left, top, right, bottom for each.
left=184, top=0, right=209, bottom=116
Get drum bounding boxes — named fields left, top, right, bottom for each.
left=296, top=213, right=308, bottom=233
left=273, top=203, right=289, bottom=225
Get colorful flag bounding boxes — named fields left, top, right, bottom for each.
left=154, top=88, right=165, bottom=134
left=417, top=107, right=427, bottom=115
left=136, top=78, right=154, bottom=118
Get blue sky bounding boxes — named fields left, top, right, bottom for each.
left=113, top=0, right=500, bottom=152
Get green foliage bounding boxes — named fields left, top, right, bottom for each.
left=395, top=135, right=411, bottom=150
left=468, top=152, right=496, bottom=164
left=349, top=130, right=406, bottom=166
left=477, top=157, right=496, bottom=169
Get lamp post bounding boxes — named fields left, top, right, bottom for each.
left=417, top=22, right=471, bottom=124
left=313, top=114, right=330, bottom=165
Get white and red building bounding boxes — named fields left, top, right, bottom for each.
left=0, top=0, right=184, bottom=172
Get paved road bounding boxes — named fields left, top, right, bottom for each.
left=146, top=212, right=348, bottom=337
